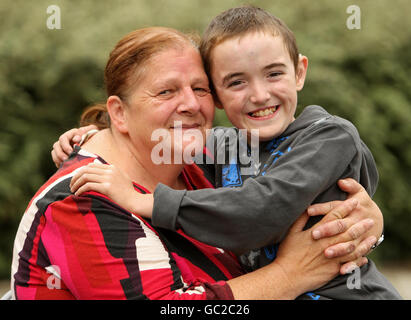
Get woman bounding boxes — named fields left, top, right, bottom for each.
left=12, top=27, right=375, bottom=300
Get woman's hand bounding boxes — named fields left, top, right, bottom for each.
left=307, top=178, right=383, bottom=273
left=274, top=207, right=376, bottom=298
left=51, top=124, right=98, bottom=168
left=70, top=162, right=154, bottom=217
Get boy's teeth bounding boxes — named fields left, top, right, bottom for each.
left=251, top=106, right=278, bottom=117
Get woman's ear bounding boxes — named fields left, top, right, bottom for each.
left=106, top=96, right=128, bottom=133
left=296, top=54, right=309, bottom=92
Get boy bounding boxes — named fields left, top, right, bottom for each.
left=62, top=6, right=400, bottom=299
left=150, top=6, right=399, bottom=299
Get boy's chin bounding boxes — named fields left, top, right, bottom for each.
left=251, top=129, right=283, bottom=142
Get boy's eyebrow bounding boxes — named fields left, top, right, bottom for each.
left=263, top=62, right=287, bottom=71
left=222, top=72, right=244, bottom=86
left=221, top=63, right=288, bottom=85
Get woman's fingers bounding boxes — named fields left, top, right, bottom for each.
left=338, top=235, right=377, bottom=275
left=307, top=179, right=364, bottom=218
left=326, top=218, right=374, bottom=251
left=312, top=217, right=349, bottom=240
left=338, top=178, right=364, bottom=195
left=340, top=257, right=369, bottom=275
left=289, top=211, right=310, bottom=234
left=326, top=232, right=376, bottom=263
left=340, top=235, right=377, bottom=263
left=307, top=200, right=343, bottom=217
left=311, top=199, right=359, bottom=239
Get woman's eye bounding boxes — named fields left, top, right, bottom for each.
left=158, top=89, right=173, bottom=96
left=193, top=87, right=210, bottom=97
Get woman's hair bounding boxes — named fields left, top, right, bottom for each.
left=80, top=27, right=199, bottom=129
left=199, top=6, right=299, bottom=86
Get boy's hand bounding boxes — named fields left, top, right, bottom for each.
left=70, top=162, right=154, bottom=217
left=51, top=124, right=98, bottom=167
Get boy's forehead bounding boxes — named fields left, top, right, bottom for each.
left=212, top=32, right=290, bottom=63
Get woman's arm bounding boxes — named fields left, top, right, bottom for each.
left=49, top=190, right=374, bottom=300
left=307, top=178, right=384, bottom=252
left=230, top=206, right=375, bottom=299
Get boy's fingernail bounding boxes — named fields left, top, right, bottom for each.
left=73, top=135, right=81, bottom=142
left=325, top=249, right=334, bottom=257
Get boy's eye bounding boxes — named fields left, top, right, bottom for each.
left=268, top=71, right=283, bottom=78
left=227, top=80, right=244, bottom=88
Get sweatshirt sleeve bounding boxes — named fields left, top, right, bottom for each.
left=152, top=120, right=365, bottom=253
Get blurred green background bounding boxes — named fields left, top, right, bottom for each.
left=0, top=0, right=410, bottom=280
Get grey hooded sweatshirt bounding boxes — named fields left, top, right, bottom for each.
left=152, top=105, right=401, bottom=299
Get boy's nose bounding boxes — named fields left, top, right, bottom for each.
left=249, top=82, right=270, bottom=105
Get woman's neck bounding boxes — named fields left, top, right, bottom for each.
left=81, top=129, right=186, bottom=192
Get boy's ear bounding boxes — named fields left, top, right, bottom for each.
left=214, top=95, right=224, bottom=110
left=106, top=95, right=128, bottom=134
left=296, top=54, right=309, bottom=91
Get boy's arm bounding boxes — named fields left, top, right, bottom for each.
left=152, top=120, right=377, bottom=253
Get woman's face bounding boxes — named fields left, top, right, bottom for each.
left=124, top=46, right=215, bottom=164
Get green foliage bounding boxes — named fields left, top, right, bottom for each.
left=0, top=0, right=410, bottom=278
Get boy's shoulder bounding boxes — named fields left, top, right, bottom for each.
left=289, top=105, right=361, bottom=141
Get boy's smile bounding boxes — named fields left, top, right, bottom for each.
left=210, top=32, right=308, bottom=141
left=248, top=105, right=280, bottom=119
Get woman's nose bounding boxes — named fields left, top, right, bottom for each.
left=249, top=82, right=270, bottom=105
left=176, top=89, right=201, bottom=114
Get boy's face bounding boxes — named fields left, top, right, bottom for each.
left=210, top=32, right=308, bottom=141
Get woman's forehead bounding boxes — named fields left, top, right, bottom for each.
left=140, top=47, right=207, bottom=83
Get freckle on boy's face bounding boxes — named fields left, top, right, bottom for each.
left=210, top=32, right=307, bottom=142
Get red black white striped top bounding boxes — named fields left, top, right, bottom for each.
left=11, top=147, right=244, bottom=300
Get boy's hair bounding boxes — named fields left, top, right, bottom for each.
left=200, top=6, right=299, bottom=83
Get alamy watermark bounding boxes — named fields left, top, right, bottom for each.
left=346, top=266, right=362, bottom=290
left=346, top=5, right=361, bottom=30
left=46, top=265, right=61, bottom=290
left=150, top=121, right=260, bottom=175
left=46, top=5, right=61, bottom=30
